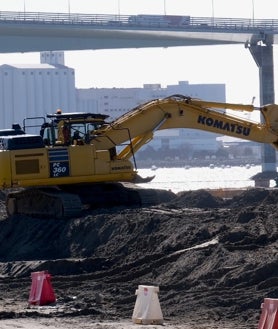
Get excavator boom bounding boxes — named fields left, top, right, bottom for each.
left=94, top=95, right=278, bottom=158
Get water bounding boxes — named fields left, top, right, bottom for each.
left=137, top=165, right=276, bottom=193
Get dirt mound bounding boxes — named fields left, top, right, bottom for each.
left=226, top=188, right=278, bottom=207
left=166, top=189, right=223, bottom=208
left=0, top=187, right=276, bottom=329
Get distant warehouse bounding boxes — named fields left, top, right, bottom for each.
left=0, top=52, right=76, bottom=129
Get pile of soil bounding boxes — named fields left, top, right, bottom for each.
left=0, top=187, right=277, bottom=329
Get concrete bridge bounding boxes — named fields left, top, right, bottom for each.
left=0, top=11, right=278, bottom=52
left=0, top=11, right=278, bottom=184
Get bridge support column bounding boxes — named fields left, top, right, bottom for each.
left=247, top=42, right=277, bottom=186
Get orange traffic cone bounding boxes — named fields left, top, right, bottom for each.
left=28, top=271, right=56, bottom=306
left=258, top=298, right=278, bottom=329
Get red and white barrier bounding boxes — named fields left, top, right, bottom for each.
left=28, top=270, right=56, bottom=306
left=258, top=298, right=278, bottom=329
left=132, top=285, right=163, bottom=325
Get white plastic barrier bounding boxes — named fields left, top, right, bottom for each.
left=132, top=285, right=163, bottom=325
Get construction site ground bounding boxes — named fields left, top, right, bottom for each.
left=0, top=187, right=277, bottom=329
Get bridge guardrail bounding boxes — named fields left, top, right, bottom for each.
left=0, top=11, right=278, bottom=32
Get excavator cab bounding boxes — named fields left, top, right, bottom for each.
left=39, top=112, right=109, bottom=146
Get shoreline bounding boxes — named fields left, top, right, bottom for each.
left=136, top=159, right=262, bottom=169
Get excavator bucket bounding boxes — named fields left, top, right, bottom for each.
left=132, top=174, right=156, bottom=184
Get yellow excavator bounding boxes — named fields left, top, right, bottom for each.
left=1, top=94, right=278, bottom=218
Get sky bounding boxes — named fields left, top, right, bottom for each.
left=0, top=0, right=278, bottom=106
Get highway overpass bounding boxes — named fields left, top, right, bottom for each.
left=0, top=11, right=278, bottom=52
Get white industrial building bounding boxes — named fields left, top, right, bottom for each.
left=0, top=51, right=76, bottom=129
left=76, top=81, right=225, bottom=120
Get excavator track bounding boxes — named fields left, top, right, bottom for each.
left=122, top=183, right=176, bottom=206
left=61, top=182, right=176, bottom=210
left=5, top=183, right=175, bottom=219
left=121, top=182, right=159, bottom=206
left=6, top=188, right=82, bottom=219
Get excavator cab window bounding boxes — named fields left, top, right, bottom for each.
left=70, top=122, right=103, bottom=145
left=71, top=124, right=85, bottom=145
left=40, top=124, right=58, bottom=146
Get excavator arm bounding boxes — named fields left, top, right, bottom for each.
left=93, top=95, right=278, bottom=158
